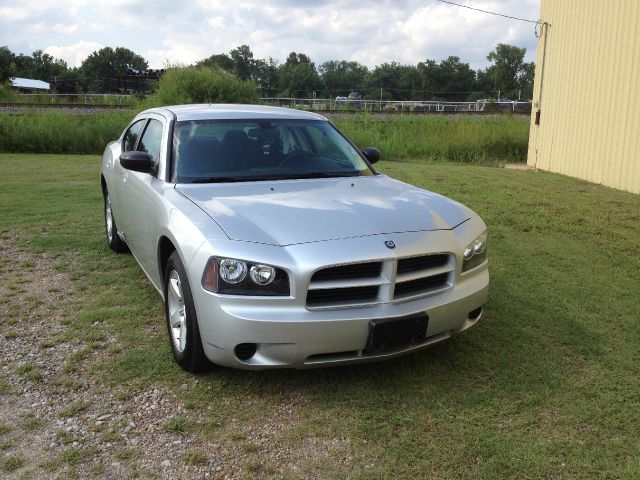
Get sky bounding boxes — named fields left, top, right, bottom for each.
left=0, top=0, right=540, bottom=70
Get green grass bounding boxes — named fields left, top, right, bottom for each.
left=0, top=110, right=130, bottom=154
left=163, top=417, right=190, bottom=434
left=0, top=153, right=639, bottom=479
left=184, top=447, right=208, bottom=466
left=58, top=400, right=91, bottom=418
left=21, top=418, right=44, bottom=432
left=334, top=114, right=529, bottom=164
left=0, top=111, right=529, bottom=164
left=1, top=455, right=24, bottom=473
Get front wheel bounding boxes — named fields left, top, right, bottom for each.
left=104, top=191, right=128, bottom=253
left=164, top=251, right=211, bottom=372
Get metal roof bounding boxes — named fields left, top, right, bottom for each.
left=10, top=77, right=50, bottom=90
left=145, top=104, right=327, bottom=122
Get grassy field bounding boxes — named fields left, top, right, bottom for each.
left=337, top=114, right=529, bottom=164
left=0, top=154, right=639, bottom=478
left=0, top=110, right=529, bottom=164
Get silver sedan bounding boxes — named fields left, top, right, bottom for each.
left=101, top=104, right=489, bottom=371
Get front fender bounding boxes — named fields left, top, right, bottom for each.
left=155, top=185, right=230, bottom=292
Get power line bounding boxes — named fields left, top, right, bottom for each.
left=434, top=0, right=541, bottom=24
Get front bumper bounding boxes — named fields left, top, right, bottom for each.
left=188, top=226, right=489, bottom=369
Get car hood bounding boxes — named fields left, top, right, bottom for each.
left=176, top=175, right=470, bottom=246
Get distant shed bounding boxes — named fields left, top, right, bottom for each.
left=528, top=0, right=640, bottom=194
left=10, top=77, right=51, bottom=91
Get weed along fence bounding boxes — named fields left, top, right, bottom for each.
left=4, top=94, right=531, bottom=114
left=260, top=98, right=532, bottom=114
left=0, top=109, right=529, bottom=163
left=10, top=93, right=136, bottom=106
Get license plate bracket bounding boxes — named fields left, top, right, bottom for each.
left=363, top=313, right=428, bottom=355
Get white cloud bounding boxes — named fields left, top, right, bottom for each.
left=0, top=6, right=31, bottom=21
left=26, top=21, right=80, bottom=35
left=44, top=41, right=104, bottom=67
left=2, top=0, right=540, bottom=68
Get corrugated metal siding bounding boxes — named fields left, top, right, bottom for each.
left=528, top=0, right=640, bottom=194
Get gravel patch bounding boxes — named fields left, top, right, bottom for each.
left=0, top=240, right=350, bottom=478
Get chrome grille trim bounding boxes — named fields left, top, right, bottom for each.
left=306, top=253, right=455, bottom=308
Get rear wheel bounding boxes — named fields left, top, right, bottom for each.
left=164, top=251, right=211, bottom=372
left=104, top=191, right=128, bottom=253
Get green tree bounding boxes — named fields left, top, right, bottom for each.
left=196, top=53, right=234, bottom=72
left=13, top=54, right=35, bottom=79
left=471, top=68, right=495, bottom=100
left=80, top=47, right=148, bottom=91
left=253, top=58, right=279, bottom=96
left=416, top=59, right=440, bottom=95
left=438, top=56, right=476, bottom=100
left=417, top=57, right=475, bottom=100
left=0, top=47, right=16, bottom=82
left=485, top=43, right=529, bottom=99
left=319, top=60, right=369, bottom=96
left=279, top=52, right=321, bottom=97
left=30, top=50, right=68, bottom=83
left=229, top=44, right=255, bottom=81
left=519, top=61, right=535, bottom=99
left=366, top=62, right=419, bottom=100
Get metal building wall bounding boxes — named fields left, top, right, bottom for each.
left=528, top=0, right=640, bottom=194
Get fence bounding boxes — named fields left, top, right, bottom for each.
left=8, top=94, right=531, bottom=113
left=12, top=93, right=136, bottom=106
left=260, top=97, right=532, bottom=113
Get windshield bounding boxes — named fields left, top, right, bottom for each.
left=172, top=119, right=374, bottom=183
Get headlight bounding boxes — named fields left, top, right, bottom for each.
left=202, top=257, right=289, bottom=296
left=219, top=258, right=247, bottom=283
left=462, top=231, right=487, bottom=272
left=250, top=264, right=276, bottom=285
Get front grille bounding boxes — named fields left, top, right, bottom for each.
left=306, top=253, right=454, bottom=308
left=311, top=262, right=382, bottom=282
left=307, top=285, right=379, bottom=307
left=397, top=254, right=449, bottom=274
left=393, top=272, right=450, bottom=299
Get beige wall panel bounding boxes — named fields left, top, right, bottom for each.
left=528, top=0, right=640, bottom=194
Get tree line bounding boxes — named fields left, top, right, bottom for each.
left=0, top=43, right=534, bottom=101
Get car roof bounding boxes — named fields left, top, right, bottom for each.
left=143, top=104, right=328, bottom=122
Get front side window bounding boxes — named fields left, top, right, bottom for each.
left=137, top=119, right=164, bottom=167
left=123, top=119, right=146, bottom=152
left=173, top=119, right=374, bottom=183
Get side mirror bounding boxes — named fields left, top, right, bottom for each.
left=361, top=147, right=381, bottom=164
left=119, top=151, right=155, bottom=174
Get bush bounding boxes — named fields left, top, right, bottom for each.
left=0, top=110, right=131, bottom=154
left=0, top=83, right=14, bottom=102
left=140, top=66, right=258, bottom=108
left=334, top=114, right=529, bottom=164
left=0, top=109, right=529, bottom=163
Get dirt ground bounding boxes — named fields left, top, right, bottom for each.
left=0, top=241, right=350, bottom=479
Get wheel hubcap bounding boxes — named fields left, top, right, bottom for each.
left=105, top=194, right=114, bottom=242
left=167, top=270, right=187, bottom=353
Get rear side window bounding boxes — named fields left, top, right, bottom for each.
left=123, top=119, right=146, bottom=152
left=137, top=119, right=164, bottom=166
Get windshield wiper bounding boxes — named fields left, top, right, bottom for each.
left=278, top=172, right=361, bottom=180
left=188, top=171, right=360, bottom=183
left=188, top=175, right=269, bottom=184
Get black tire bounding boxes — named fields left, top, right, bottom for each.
left=104, top=191, right=129, bottom=253
left=164, top=251, right=211, bottom=372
